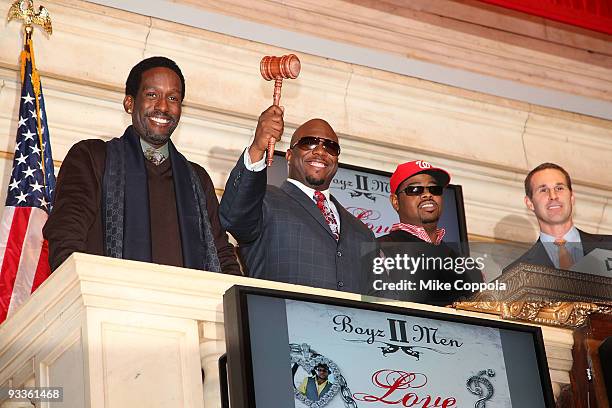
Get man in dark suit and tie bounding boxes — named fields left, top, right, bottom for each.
left=507, top=162, right=612, bottom=270
left=220, top=105, right=375, bottom=293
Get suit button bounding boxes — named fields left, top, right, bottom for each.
left=336, top=251, right=342, bottom=257
left=337, top=281, right=344, bottom=288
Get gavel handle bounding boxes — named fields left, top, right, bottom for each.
left=267, top=78, right=284, bottom=166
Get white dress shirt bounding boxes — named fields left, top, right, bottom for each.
left=243, top=148, right=341, bottom=232
left=540, top=226, right=583, bottom=269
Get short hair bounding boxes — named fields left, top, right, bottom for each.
left=524, top=163, right=572, bottom=198
left=314, top=363, right=330, bottom=374
left=125, top=56, right=185, bottom=101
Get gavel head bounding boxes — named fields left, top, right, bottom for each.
left=260, top=54, right=301, bottom=81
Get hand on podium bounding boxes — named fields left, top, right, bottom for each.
left=249, top=105, right=284, bottom=163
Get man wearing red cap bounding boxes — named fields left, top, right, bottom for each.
left=376, top=160, right=482, bottom=305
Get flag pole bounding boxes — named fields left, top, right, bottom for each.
left=8, top=0, right=53, bottom=185
left=1, top=0, right=55, bottom=323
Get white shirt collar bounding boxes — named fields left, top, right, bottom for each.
left=287, top=178, right=331, bottom=201
left=140, top=138, right=169, bottom=158
left=540, top=225, right=580, bottom=243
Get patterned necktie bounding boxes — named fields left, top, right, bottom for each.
left=554, top=239, right=574, bottom=269
left=314, top=191, right=339, bottom=241
left=144, top=147, right=166, bottom=165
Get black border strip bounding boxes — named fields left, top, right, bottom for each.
left=223, top=285, right=555, bottom=408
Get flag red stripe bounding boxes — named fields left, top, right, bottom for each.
left=8, top=208, right=47, bottom=316
left=32, top=239, right=50, bottom=293
left=0, top=207, right=32, bottom=322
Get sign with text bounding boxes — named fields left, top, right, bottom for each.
left=328, top=167, right=395, bottom=237
left=223, top=286, right=553, bottom=408
left=286, top=300, right=511, bottom=407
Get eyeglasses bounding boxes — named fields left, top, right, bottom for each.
left=290, top=136, right=341, bottom=156
left=397, top=185, right=444, bottom=196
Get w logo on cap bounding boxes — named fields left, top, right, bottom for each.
left=415, top=160, right=432, bottom=169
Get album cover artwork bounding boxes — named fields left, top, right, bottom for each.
left=286, top=300, right=511, bottom=408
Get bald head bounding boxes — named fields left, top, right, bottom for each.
left=290, top=119, right=338, bottom=146
left=286, top=118, right=340, bottom=191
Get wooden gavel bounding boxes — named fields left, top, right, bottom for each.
left=260, top=54, right=301, bottom=166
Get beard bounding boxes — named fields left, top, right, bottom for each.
left=420, top=214, right=440, bottom=224
left=138, top=110, right=178, bottom=146
left=143, top=127, right=174, bottom=145
left=306, top=175, right=325, bottom=186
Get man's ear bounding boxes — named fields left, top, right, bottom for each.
left=524, top=195, right=535, bottom=212
left=285, top=148, right=292, bottom=164
left=390, top=193, right=399, bottom=212
left=123, top=95, right=134, bottom=114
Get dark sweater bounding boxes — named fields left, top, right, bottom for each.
left=43, top=138, right=240, bottom=274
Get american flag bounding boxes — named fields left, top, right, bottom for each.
left=0, top=41, right=56, bottom=323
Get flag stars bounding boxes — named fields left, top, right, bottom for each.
left=14, top=142, right=21, bottom=152
left=22, top=93, right=35, bottom=105
left=38, top=196, right=49, bottom=209
left=15, top=191, right=29, bottom=204
left=29, top=145, right=41, bottom=155
left=18, top=116, right=27, bottom=128
left=22, top=130, right=36, bottom=141
left=8, top=179, right=21, bottom=190
left=22, top=166, right=36, bottom=179
left=30, top=180, right=43, bottom=193
left=29, top=110, right=37, bottom=120
left=15, top=153, right=28, bottom=165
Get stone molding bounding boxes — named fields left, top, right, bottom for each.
left=0, top=0, right=610, bottom=243
left=178, top=0, right=612, bottom=103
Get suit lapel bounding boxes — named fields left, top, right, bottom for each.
left=525, top=239, right=555, bottom=268
left=578, top=228, right=601, bottom=255
left=280, top=181, right=336, bottom=240
left=331, top=195, right=351, bottom=241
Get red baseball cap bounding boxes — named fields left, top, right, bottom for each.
left=390, top=160, right=451, bottom=193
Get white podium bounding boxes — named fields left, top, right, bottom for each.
left=0, top=254, right=574, bottom=407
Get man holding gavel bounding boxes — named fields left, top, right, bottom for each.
left=220, top=106, right=375, bottom=293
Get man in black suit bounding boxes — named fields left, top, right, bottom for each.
left=508, top=162, right=612, bottom=270
left=220, top=105, right=375, bottom=293
left=375, top=161, right=482, bottom=305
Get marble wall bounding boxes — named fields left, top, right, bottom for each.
left=0, top=0, right=610, bottom=253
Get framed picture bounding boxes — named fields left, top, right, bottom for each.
left=223, top=285, right=555, bottom=408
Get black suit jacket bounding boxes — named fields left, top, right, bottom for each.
left=220, top=153, right=376, bottom=294
left=506, top=228, right=612, bottom=270
left=376, top=230, right=483, bottom=305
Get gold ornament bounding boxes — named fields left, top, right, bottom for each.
left=8, top=0, right=52, bottom=36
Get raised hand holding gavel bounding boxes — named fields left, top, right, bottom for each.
left=259, top=54, right=300, bottom=166
left=249, top=105, right=284, bottom=165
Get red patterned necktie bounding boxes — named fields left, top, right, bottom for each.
left=314, top=191, right=339, bottom=241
